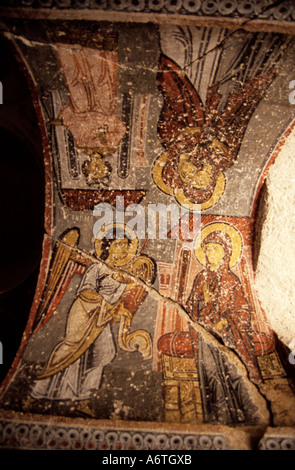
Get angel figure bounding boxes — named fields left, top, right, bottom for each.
left=152, top=52, right=278, bottom=210
left=27, top=224, right=155, bottom=417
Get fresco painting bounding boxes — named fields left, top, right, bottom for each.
left=1, top=17, right=295, bottom=449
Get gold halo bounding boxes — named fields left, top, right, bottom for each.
left=94, top=223, right=138, bottom=267
left=152, top=152, right=174, bottom=196
left=152, top=152, right=225, bottom=211
left=194, top=222, right=243, bottom=268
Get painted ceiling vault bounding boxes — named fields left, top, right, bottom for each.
left=1, top=0, right=295, bottom=451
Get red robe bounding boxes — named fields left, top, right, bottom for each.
left=186, top=266, right=262, bottom=384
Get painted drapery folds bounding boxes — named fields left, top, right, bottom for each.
left=1, top=18, right=295, bottom=449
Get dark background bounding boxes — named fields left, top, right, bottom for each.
left=0, top=36, right=44, bottom=382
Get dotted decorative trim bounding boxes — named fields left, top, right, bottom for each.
left=1, top=0, right=295, bottom=23
left=0, top=419, right=227, bottom=450
left=259, top=436, right=295, bottom=451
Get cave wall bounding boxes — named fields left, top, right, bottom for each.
left=1, top=1, right=295, bottom=451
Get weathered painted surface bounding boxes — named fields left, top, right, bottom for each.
left=1, top=8, right=295, bottom=449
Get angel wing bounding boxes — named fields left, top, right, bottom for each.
left=211, top=69, right=277, bottom=166
left=158, top=52, right=278, bottom=161
left=157, top=54, right=206, bottom=153
left=33, top=228, right=91, bottom=334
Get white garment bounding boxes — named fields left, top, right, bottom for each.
left=31, top=262, right=126, bottom=400
left=31, top=323, right=115, bottom=400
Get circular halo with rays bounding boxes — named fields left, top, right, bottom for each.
left=94, top=223, right=138, bottom=267
left=193, top=222, right=243, bottom=268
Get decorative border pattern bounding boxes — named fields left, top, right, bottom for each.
left=3, top=418, right=295, bottom=450
left=1, top=0, right=295, bottom=22
left=0, top=419, right=227, bottom=450
left=259, top=435, right=295, bottom=450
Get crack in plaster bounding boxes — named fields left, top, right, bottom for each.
left=52, top=235, right=271, bottom=425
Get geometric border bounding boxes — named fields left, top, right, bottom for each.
left=0, top=416, right=228, bottom=450
left=259, top=436, right=295, bottom=450
left=258, top=428, right=295, bottom=450
left=2, top=415, right=295, bottom=450
left=2, top=0, right=295, bottom=23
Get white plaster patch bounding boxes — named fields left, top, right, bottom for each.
left=255, top=120, right=295, bottom=347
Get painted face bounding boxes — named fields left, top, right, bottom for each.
left=204, top=242, right=225, bottom=270
left=108, top=238, right=129, bottom=261
left=178, top=155, right=212, bottom=189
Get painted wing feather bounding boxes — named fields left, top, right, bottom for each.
left=157, top=54, right=205, bottom=150
left=33, top=228, right=81, bottom=331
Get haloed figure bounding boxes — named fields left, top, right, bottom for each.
left=203, top=241, right=226, bottom=273
left=106, top=238, right=130, bottom=266
left=186, top=229, right=262, bottom=425
left=187, top=230, right=260, bottom=381
left=177, top=153, right=213, bottom=191
left=29, top=226, right=136, bottom=417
